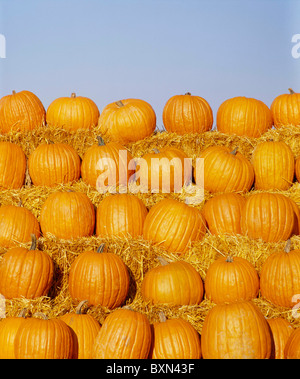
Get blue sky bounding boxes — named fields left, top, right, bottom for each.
left=0, top=0, right=299, bottom=129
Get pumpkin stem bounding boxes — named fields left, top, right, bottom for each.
left=230, top=147, right=238, bottom=155
left=76, top=300, right=89, bottom=314
left=30, top=234, right=37, bottom=251
left=225, top=256, right=233, bottom=263
left=284, top=239, right=291, bottom=253
left=18, top=308, right=27, bottom=318
left=157, top=256, right=169, bottom=266
left=185, top=92, right=191, bottom=96
left=12, top=90, right=16, bottom=95
left=288, top=88, right=295, bottom=95
left=158, top=311, right=167, bottom=323
left=33, top=312, right=48, bottom=320
left=97, top=244, right=105, bottom=253
left=71, top=92, right=76, bottom=98
left=115, top=100, right=124, bottom=107
left=17, top=200, right=23, bottom=207
left=97, top=136, right=105, bottom=146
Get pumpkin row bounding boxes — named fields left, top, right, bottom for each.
left=0, top=191, right=299, bottom=254
left=1, top=253, right=300, bottom=358
left=0, top=88, right=299, bottom=142
left=0, top=238, right=298, bottom=310
left=0, top=303, right=298, bottom=360
left=1, top=138, right=300, bottom=194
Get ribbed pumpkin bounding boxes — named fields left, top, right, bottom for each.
left=0, top=142, right=26, bottom=189
left=28, top=142, right=81, bottom=187
left=40, top=191, right=95, bottom=239
left=136, top=147, right=192, bottom=192
left=141, top=257, right=204, bottom=306
left=284, top=327, right=300, bottom=359
left=0, top=309, right=27, bottom=359
left=0, top=204, right=40, bottom=248
left=150, top=312, right=202, bottom=359
left=143, top=198, right=206, bottom=254
left=204, top=255, right=259, bottom=304
left=197, top=146, right=254, bottom=193
left=252, top=140, right=295, bottom=190
left=14, top=313, right=76, bottom=359
left=240, top=193, right=295, bottom=242
left=81, top=136, right=135, bottom=190
left=267, top=317, right=294, bottom=359
left=201, top=300, right=272, bottom=359
left=203, top=192, right=246, bottom=236
left=216, top=96, right=273, bottom=137
left=92, top=308, right=152, bottom=359
left=46, top=92, right=99, bottom=132
left=68, top=244, right=130, bottom=309
left=0, top=234, right=54, bottom=299
left=270, top=88, right=300, bottom=128
left=96, top=193, right=148, bottom=238
left=260, top=240, right=300, bottom=308
left=162, top=92, right=213, bottom=134
left=59, top=300, right=101, bottom=359
left=99, top=98, right=156, bottom=144
left=0, top=90, right=46, bottom=134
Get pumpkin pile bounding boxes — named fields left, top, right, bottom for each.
left=0, top=89, right=300, bottom=359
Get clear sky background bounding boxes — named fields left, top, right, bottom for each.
left=0, top=0, right=299, bottom=130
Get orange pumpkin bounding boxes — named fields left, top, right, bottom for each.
left=96, top=194, right=148, bottom=238
left=260, top=240, right=300, bottom=308
left=46, top=92, right=99, bottom=132
left=197, top=146, right=254, bottom=193
left=40, top=191, right=95, bottom=240
left=0, top=141, right=27, bottom=189
left=14, top=313, right=76, bottom=359
left=201, top=300, right=272, bottom=359
left=0, top=309, right=27, bottom=359
left=136, top=146, right=192, bottom=192
left=240, top=193, right=295, bottom=243
left=28, top=142, right=81, bottom=187
left=162, top=92, right=213, bottom=134
left=0, top=90, right=46, bottom=134
left=99, top=98, right=156, bottom=144
left=0, top=234, right=54, bottom=299
left=267, top=317, right=294, bottom=359
left=284, top=327, right=300, bottom=358
left=203, top=192, right=246, bottom=236
left=59, top=300, right=101, bottom=359
left=271, top=88, right=300, bottom=128
left=216, top=96, right=273, bottom=137
left=68, top=244, right=130, bottom=309
left=141, top=257, right=204, bottom=306
left=0, top=204, right=40, bottom=248
left=252, top=140, right=295, bottom=190
left=150, top=312, right=202, bottom=359
left=143, top=198, right=206, bottom=254
left=81, top=136, right=135, bottom=190
left=92, top=308, right=152, bottom=359
left=204, top=255, right=259, bottom=304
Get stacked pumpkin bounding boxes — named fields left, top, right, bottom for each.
left=0, top=88, right=299, bottom=359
